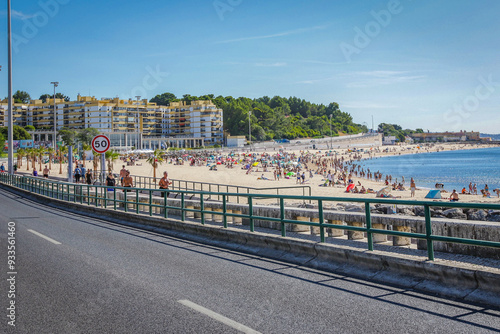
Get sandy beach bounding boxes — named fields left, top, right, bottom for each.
left=16, top=140, right=500, bottom=204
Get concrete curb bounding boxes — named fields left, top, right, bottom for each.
left=2, top=183, right=500, bottom=308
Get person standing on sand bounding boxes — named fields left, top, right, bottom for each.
left=120, top=165, right=127, bottom=186
left=410, top=178, right=416, bottom=197
left=473, top=183, right=477, bottom=195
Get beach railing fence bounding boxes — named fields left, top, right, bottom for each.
left=1, top=172, right=499, bottom=261
left=94, top=172, right=312, bottom=204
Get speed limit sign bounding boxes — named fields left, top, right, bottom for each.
left=91, top=135, right=111, bottom=154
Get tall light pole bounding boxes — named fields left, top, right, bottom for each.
left=329, top=114, right=333, bottom=149
left=50, top=82, right=59, bottom=149
left=7, top=0, right=13, bottom=174
left=135, top=96, right=141, bottom=150
left=248, top=110, right=252, bottom=147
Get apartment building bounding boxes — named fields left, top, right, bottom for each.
left=0, top=95, right=224, bottom=148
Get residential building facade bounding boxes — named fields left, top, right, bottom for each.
left=0, top=95, right=224, bottom=148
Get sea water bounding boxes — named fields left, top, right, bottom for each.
left=358, top=147, right=500, bottom=192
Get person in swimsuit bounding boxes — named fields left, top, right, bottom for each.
left=450, top=189, right=459, bottom=202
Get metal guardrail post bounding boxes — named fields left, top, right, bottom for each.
left=222, top=194, right=227, bottom=228
left=181, top=193, right=185, bottom=221
left=149, top=190, right=153, bottom=216
left=424, top=205, right=434, bottom=260
left=280, top=198, right=286, bottom=237
left=113, top=187, right=116, bottom=210
left=319, top=199, right=325, bottom=243
left=249, top=196, right=254, bottom=232
left=200, top=196, right=205, bottom=225
left=136, top=190, right=139, bottom=214
left=124, top=189, right=128, bottom=213
left=365, top=202, right=373, bottom=251
left=163, top=193, right=168, bottom=219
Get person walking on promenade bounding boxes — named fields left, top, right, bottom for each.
left=43, top=165, right=50, bottom=178
left=159, top=171, right=172, bottom=198
left=106, top=172, right=116, bottom=187
left=85, top=169, right=93, bottom=185
left=122, top=170, right=133, bottom=191
left=74, top=166, right=81, bottom=183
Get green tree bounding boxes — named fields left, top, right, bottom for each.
left=105, top=149, right=120, bottom=173
left=150, top=92, right=177, bottom=106
left=1, top=126, right=31, bottom=140
left=76, top=128, right=99, bottom=145
left=0, top=132, right=5, bottom=157
left=59, top=146, right=68, bottom=174
left=81, top=143, right=91, bottom=168
left=146, top=149, right=164, bottom=180
left=16, top=148, right=25, bottom=167
left=58, top=128, right=77, bottom=147
left=13, top=90, right=31, bottom=104
left=24, top=125, right=35, bottom=131
left=39, top=93, right=70, bottom=103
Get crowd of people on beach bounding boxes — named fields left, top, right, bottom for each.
left=7, top=142, right=499, bottom=202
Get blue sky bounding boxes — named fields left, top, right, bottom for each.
left=1, top=0, right=499, bottom=133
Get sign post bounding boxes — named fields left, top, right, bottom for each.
left=91, top=135, right=111, bottom=183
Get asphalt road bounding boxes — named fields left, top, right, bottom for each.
left=1, top=188, right=499, bottom=333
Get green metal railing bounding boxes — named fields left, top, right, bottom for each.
left=1, top=173, right=499, bottom=261
left=95, top=171, right=312, bottom=204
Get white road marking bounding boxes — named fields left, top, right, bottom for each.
left=178, top=299, right=262, bottom=334
left=27, top=229, right=62, bottom=245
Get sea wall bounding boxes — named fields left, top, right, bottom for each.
left=115, top=192, right=500, bottom=259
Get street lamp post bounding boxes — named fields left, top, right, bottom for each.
left=7, top=0, right=13, bottom=174
left=50, top=82, right=59, bottom=150
left=135, top=96, right=141, bottom=150
left=248, top=110, right=252, bottom=147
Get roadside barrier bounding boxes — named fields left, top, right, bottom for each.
left=1, top=173, right=499, bottom=261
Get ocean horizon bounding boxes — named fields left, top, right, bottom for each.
left=358, top=147, right=500, bottom=193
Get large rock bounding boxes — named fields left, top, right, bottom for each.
left=442, top=208, right=467, bottom=220
left=487, top=211, right=500, bottom=222
left=345, top=204, right=364, bottom=212
left=414, top=206, right=425, bottom=217
left=467, top=209, right=488, bottom=221
left=377, top=204, right=395, bottom=214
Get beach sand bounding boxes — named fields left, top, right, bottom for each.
left=22, top=141, right=500, bottom=204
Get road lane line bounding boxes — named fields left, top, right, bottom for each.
left=178, top=299, right=261, bottom=334
left=27, top=229, right=62, bottom=245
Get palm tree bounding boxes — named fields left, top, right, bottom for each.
left=81, top=143, right=91, bottom=168
left=59, top=146, right=68, bottom=174
left=93, top=152, right=100, bottom=179
left=46, top=147, right=55, bottom=170
left=146, top=149, right=164, bottom=181
left=26, top=148, right=34, bottom=171
left=37, top=146, right=45, bottom=171
left=105, top=149, right=120, bottom=173
left=16, top=148, right=25, bottom=167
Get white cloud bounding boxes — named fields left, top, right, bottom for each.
left=344, top=70, right=426, bottom=88
left=342, top=102, right=398, bottom=109
left=215, top=24, right=330, bottom=44
left=255, top=62, right=286, bottom=67
left=11, top=10, right=36, bottom=20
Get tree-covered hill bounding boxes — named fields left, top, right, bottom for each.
left=150, top=93, right=368, bottom=141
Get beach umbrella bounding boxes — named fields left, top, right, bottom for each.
left=376, top=186, right=391, bottom=198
